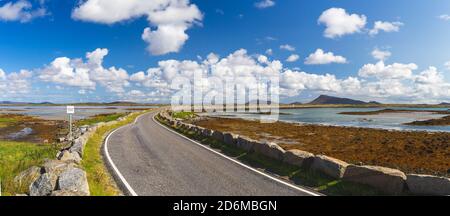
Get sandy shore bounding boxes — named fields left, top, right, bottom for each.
left=191, top=117, right=450, bottom=177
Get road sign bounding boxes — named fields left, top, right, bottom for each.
left=67, top=106, right=75, bottom=114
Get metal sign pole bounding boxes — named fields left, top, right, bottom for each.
left=66, top=106, right=75, bottom=141
left=69, top=114, right=72, bottom=141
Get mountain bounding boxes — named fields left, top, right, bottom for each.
left=308, top=95, right=368, bottom=105
left=440, top=102, right=450, bottom=105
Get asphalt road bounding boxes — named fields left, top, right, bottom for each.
left=105, top=112, right=319, bottom=196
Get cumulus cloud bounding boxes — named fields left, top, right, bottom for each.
left=371, top=48, right=391, bottom=61
left=265, top=48, right=273, bottom=55
left=254, top=0, right=275, bottom=9
left=0, top=0, right=47, bottom=22
left=358, top=61, right=417, bottom=79
left=0, top=69, right=32, bottom=96
left=280, top=44, right=295, bottom=51
left=39, top=48, right=130, bottom=93
left=318, top=8, right=367, bottom=38
left=286, top=54, right=299, bottom=62
left=304, top=49, right=347, bottom=65
left=369, top=21, right=403, bottom=36
left=72, top=0, right=203, bottom=55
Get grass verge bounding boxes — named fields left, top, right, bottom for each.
left=156, top=114, right=385, bottom=196
left=0, top=141, right=58, bottom=196
left=171, top=111, right=196, bottom=120
left=81, top=111, right=150, bottom=196
left=76, top=113, right=129, bottom=127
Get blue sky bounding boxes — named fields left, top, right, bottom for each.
left=1, top=0, right=450, bottom=103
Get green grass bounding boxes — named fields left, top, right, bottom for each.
left=81, top=111, right=149, bottom=196
left=0, top=141, right=57, bottom=196
left=76, top=113, right=129, bottom=126
left=172, top=111, right=196, bottom=120
left=156, top=114, right=385, bottom=196
left=0, top=116, right=18, bottom=128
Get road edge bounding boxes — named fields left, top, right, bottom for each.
left=102, top=112, right=149, bottom=196
left=153, top=113, right=322, bottom=196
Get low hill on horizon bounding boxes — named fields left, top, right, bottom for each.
left=308, top=95, right=371, bottom=105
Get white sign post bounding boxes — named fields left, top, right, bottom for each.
left=67, top=106, right=75, bottom=141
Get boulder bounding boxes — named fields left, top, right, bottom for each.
left=311, top=155, right=349, bottom=179
left=58, top=150, right=82, bottom=164
left=406, top=174, right=450, bottom=195
left=51, top=190, right=89, bottom=196
left=201, top=128, right=213, bottom=137
left=212, top=131, right=224, bottom=142
left=42, top=159, right=75, bottom=176
left=14, top=166, right=42, bottom=189
left=283, top=149, right=315, bottom=168
left=223, top=133, right=238, bottom=146
left=29, top=173, right=58, bottom=196
left=253, top=142, right=286, bottom=161
left=69, top=138, right=85, bottom=157
left=236, top=136, right=256, bottom=151
left=343, top=165, right=406, bottom=195
left=57, top=167, right=90, bottom=195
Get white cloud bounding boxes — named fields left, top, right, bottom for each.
left=0, top=0, right=46, bottom=22
left=358, top=61, right=417, bottom=79
left=444, top=61, right=450, bottom=70
left=39, top=48, right=130, bottom=93
left=304, top=49, right=347, bottom=65
left=369, top=21, right=403, bottom=36
left=280, top=44, right=295, bottom=51
left=72, top=0, right=202, bottom=55
left=318, top=8, right=367, bottom=38
left=439, top=14, right=450, bottom=21
left=286, top=54, right=299, bottom=62
left=255, top=0, right=275, bottom=9
left=265, top=48, right=273, bottom=55
left=371, top=48, right=391, bottom=61
left=0, top=69, right=32, bottom=96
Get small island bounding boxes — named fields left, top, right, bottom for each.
left=339, top=108, right=450, bottom=126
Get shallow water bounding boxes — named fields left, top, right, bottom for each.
left=206, top=107, right=450, bottom=132
left=0, top=106, right=156, bottom=121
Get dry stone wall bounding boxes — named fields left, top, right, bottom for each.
left=14, top=113, right=136, bottom=196
left=158, top=110, right=450, bottom=196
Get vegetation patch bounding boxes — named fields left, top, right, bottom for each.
left=171, top=111, right=196, bottom=120
left=0, top=114, right=63, bottom=144
left=76, top=113, right=128, bottom=127
left=81, top=111, right=149, bottom=196
left=194, top=117, right=450, bottom=177
left=0, top=141, right=57, bottom=196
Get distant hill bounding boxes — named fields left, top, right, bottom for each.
left=0, top=101, right=24, bottom=104
left=290, top=102, right=303, bottom=105
left=308, top=95, right=368, bottom=105
left=368, top=101, right=382, bottom=105
left=440, top=102, right=450, bottom=106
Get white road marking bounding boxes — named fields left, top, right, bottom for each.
left=104, top=113, right=147, bottom=196
left=152, top=113, right=322, bottom=196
